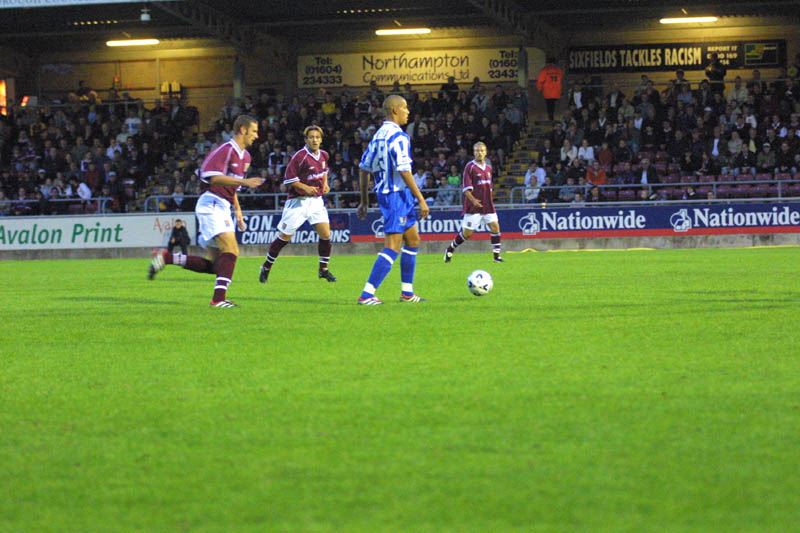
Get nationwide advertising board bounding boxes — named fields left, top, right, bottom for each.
left=0, top=214, right=194, bottom=251
left=347, top=203, right=800, bottom=242
left=4, top=204, right=800, bottom=252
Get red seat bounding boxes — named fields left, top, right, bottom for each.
left=755, top=173, right=773, bottom=181
left=617, top=189, right=636, bottom=202
left=716, top=185, right=734, bottom=198
left=600, top=188, right=618, bottom=201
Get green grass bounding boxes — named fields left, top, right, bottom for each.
left=1, top=247, right=800, bottom=531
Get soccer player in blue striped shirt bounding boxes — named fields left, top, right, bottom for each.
left=356, top=95, right=430, bottom=305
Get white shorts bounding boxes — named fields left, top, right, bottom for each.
left=195, top=192, right=235, bottom=248
left=277, top=196, right=329, bottom=235
left=462, top=212, right=499, bottom=231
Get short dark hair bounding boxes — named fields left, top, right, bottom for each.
left=233, top=114, right=257, bottom=134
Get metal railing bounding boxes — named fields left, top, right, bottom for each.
left=0, top=196, right=115, bottom=216
left=507, top=178, right=800, bottom=205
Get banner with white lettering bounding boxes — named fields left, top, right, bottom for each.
left=568, top=40, right=787, bottom=73
left=348, top=203, right=800, bottom=242
left=0, top=214, right=194, bottom=250
left=235, top=213, right=351, bottom=245
left=297, top=47, right=543, bottom=88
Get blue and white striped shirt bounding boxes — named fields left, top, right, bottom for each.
left=359, top=121, right=413, bottom=195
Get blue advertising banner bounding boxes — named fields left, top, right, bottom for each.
left=235, top=212, right=351, bottom=244
left=348, top=203, right=800, bottom=242
left=230, top=203, right=800, bottom=245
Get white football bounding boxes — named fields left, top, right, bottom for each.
left=467, top=270, right=493, bottom=296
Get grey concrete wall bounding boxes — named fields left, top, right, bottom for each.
left=3, top=233, right=798, bottom=261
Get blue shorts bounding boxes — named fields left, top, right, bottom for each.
left=378, top=189, right=417, bottom=234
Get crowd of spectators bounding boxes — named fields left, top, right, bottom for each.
left=0, top=76, right=528, bottom=216
left=525, top=59, right=800, bottom=204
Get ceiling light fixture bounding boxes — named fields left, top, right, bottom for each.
left=375, top=28, right=431, bottom=35
left=660, top=16, right=718, bottom=24
left=106, top=39, right=160, bottom=47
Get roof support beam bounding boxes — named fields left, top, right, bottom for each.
left=465, top=0, right=564, bottom=57
left=152, top=1, right=288, bottom=60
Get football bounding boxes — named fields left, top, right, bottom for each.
left=467, top=270, right=493, bottom=296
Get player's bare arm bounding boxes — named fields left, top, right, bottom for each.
left=322, top=173, right=330, bottom=195
left=291, top=181, right=320, bottom=196
left=464, top=190, right=483, bottom=208
left=399, top=170, right=429, bottom=218
left=232, top=192, right=246, bottom=231
left=209, top=175, right=265, bottom=188
left=357, top=169, right=370, bottom=220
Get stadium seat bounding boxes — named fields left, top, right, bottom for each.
left=653, top=162, right=667, bottom=173
left=667, top=162, right=682, bottom=173
left=733, top=185, right=752, bottom=198
left=716, top=185, right=734, bottom=198
left=774, top=173, right=792, bottom=181
left=785, top=183, right=800, bottom=197
left=663, top=174, right=680, bottom=183
left=696, top=186, right=712, bottom=197
left=755, top=173, right=773, bottom=181
left=737, top=173, right=754, bottom=182
left=717, top=175, right=735, bottom=183
left=680, top=175, right=695, bottom=183
left=617, top=189, right=636, bottom=202
left=601, top=188, right=617, bottom=201
left=750, top=184, right=771, bottom=198
left=698, top=175, right=715, bottom=183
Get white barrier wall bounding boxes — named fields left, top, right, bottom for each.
left=0, top=214, right=196, bottom=251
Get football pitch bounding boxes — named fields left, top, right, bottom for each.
left=2, top=247, right=799, bottom=531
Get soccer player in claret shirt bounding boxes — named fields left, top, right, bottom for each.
left=148, top=114, right=264, bottom=308
left=443, top=141, right=504, bottom=263
left=356, top=95, right=430, bottom=305
left=259, top=125, right=337, bottom=283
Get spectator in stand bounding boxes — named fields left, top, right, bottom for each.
left=537, top=58, right=564, bottom=121
left=434, top=174, right=458, bottom=206
left=705, top=53, right=727, bottom=95
left=560, top=139, right=578, bottom=164
left=614, top=138, right=633, bottom=164
left=596, top=141, right=613, bottom=167
left=539, top=175, right=559, bottom=203
left=577, top=138, right=594, bottom=164
left=585, top=160, right=607, bottom=187
left=635, top=158, right=660, bottom=188
left=524, top=160, right=546, bottom=202
left=558, top=176, right=577, bottom=202
left=727, top=76, right=748, bottom=108
left=777, top=141, right=798, bottom=173
left=756, top=142, right=776, bottom=173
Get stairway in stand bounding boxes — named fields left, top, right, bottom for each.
left=496, top=125, right=546, bottom=204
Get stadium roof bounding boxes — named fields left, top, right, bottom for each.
left=0, top=0, right=797, bottom=54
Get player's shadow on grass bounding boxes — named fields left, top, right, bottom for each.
left=57, top=296, right=184, bottom=306
left=246, top=295, right=356, bottom=306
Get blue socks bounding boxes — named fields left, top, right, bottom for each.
left=400, top=246, right=418, bottom=297
left=360, top=248, right=399, bottom=299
